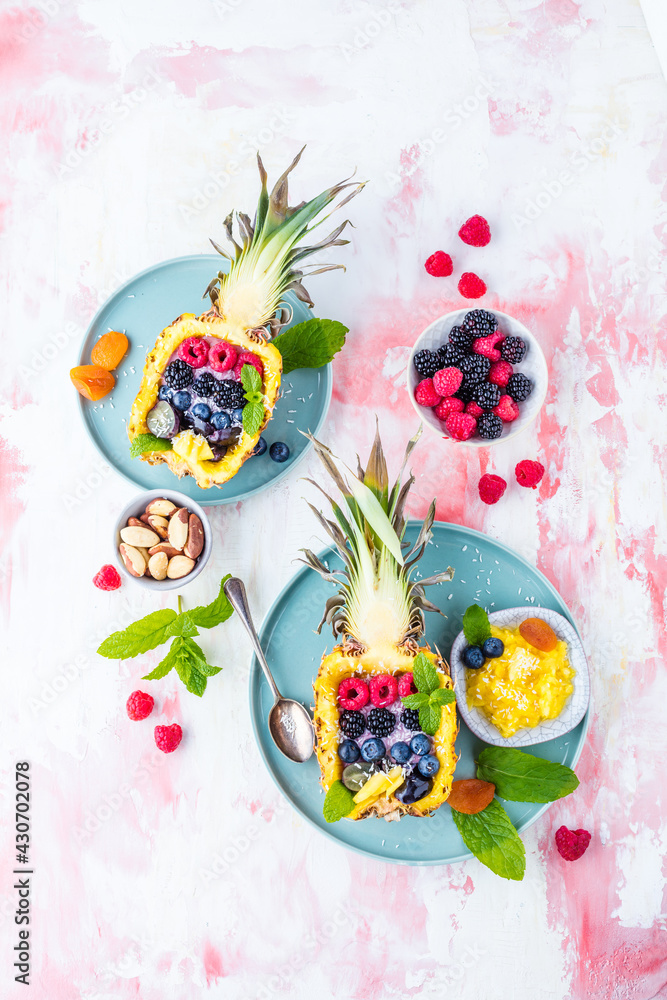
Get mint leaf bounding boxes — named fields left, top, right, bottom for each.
left=130, top=434, right=173, bottom=458
left=462, top=605, right=492, bottom=647
left=142, top=653, right=176, bottom=681
left=419, top=702, right=441, bottom=736
left=431, top=688, right=456, bottom=707
left=273, top=318, right=348, bottom=375
left=146, top=636, right=217, bottom=697
left=323, top=780, right=356, bottom=823
left=240, top=363, right=262, bottom=395
left=98, top=609, right=178, bottom=659
left=165, top=612, right=200, bottom=640
left=242, top=400, right=264, bottom=437
left=451, top=799, right=526, bottom=881
left=412, top=652, right=439, bottom=695
left=401, top=692, right=429, bottom=710
left=477, top=747, right=579, bottom=803
left=189, top=575, right=234, bottom=630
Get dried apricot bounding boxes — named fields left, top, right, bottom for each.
left=70, top=365, right=115, bottom=401
left=447, top=779, right=496, bottom=815
left=91, top=330, right=128, bottom=370
left=518, top=617, right=559, bottom=652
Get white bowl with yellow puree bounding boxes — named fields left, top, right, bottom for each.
left=450, top=608, right=590, bottom=748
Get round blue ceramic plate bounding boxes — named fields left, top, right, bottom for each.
left=77, top=255, right=332, bottom=506
left=250, top=521, right=589, bottom=866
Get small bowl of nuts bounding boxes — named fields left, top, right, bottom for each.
left=113, top=490, right=212, bottom=590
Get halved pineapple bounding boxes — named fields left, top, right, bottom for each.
left=128, top=149, right=363, bottom=489
left=304, top=427, right=458, bottom=821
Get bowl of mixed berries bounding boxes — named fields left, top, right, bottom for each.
left=407, top=309, right=548, bottom=444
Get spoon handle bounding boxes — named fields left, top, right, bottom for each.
left=224, top=578, right=281, bottom=702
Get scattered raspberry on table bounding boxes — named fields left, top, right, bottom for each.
left=93, top=564, right=122, bottom=591
left=458, top=272, right=487, bottom=299
left=155, top=723, right=183, bottom=753
left=515, top=459, right=545, bottom=489
left=458, top=215, right=491, bottom=247
left=424, top=251, right=453, bottom=277
left=126, top=691, right=155, bottom=721
left=555, top=825, right=591, bottom=861
left=478, top=474, right=507, bottom=504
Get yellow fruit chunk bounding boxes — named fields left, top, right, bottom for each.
left=172, top=429, right=215, bottom=464
left=91, top=330, right=128, bottom=370
left=519, top=617, right=559, bottom=652
left=70, top=365, right=115, bottom=401
left=353, top=766, right=403, bottom=805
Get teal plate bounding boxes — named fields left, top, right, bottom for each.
left=77, top=255, right=332, bottom=506
left=250, top=520, right=589, bottom=866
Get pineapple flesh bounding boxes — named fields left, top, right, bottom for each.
left=128, top=148, right=364, bottom=489
left=304, top=427, right=458, bottom=821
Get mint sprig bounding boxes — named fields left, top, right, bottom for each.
left=477, top=747, right=579, bottom=803
left=462, top=604, right=492, bottom=647
left=402, top=652, right=455, bottom=735
left=323, top=780, right=356, bottom=822
left=272, top=318, right=348, bottom=375
left=240, top=364, right=265, bottom=436
left=451, top=799, right=526, bottom=881
left=130, top=434, right=173, bottom=458
left=97, top=575, right=233, bottom=697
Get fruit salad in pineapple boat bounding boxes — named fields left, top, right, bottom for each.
left=303, top=427, right=459, bottom=823
left=128, top=149, right=364, bottom=490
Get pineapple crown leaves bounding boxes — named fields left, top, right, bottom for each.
left=204, top=147, right=366, bottom=337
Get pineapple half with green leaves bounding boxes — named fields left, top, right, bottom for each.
left=304, top=426, right=459, bottom=822
left=128, top=148, right=364, bottom=489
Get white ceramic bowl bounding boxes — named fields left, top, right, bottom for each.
left=407, top=309, right=548, bottom=446
left=450, top=607, right=590, bottom=747
left=113, top=489, right=212, bottom=591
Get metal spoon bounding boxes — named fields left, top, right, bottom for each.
left=224, top=577, right=315, bottom=763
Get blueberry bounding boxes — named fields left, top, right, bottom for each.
left=232, top=407, right=244, bottom=424
left=409, top=733, right=431, bottom=757
left=463, top=645, right=485, bottom=669
left=270, top=441, right=290, bottom=463
left=192, top=402, right=211, bottom=421
left=338, top=739, right=361, bottom=764
left=172, top=390, right=191, bottom=411
left=360, top=737, right=386, bottom=762
left=210, top=410, right=231, bottom=430
left=395, top=773, right=432, bottom=805
left=158, top=385, right=173, bottom=402
left=417, top=754, right=440, bottom=778
left=482, top=637, right=504, bottom=658
left=253, top=436, right=267, bottom=457
left=390, top=741, right=411, bottom=764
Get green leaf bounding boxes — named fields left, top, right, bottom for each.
left=189, top=575, right=234, bottom=630
left=477, top=747, right=580, bottom=803
left=462, top=604, right=492, bottom=647
left=142, top=636, right=221, bottom=696
left=186, top=667, right=208, bottom=697
left=412, top=652, right=439, bottom=695
left=451, top=799, right=526, bottom=881
left=430, top=687, right=456, bottom=707
left=401, top=692, right=429, bottom=710
left=98, top=609, right=178, bottom=659
left=142, top=652, right=176, bottom=681
left=242, top=400, right=264, bottom=436
left=130, top=434, right=173, bottom=458
left=240, top=363, right=262, bottom=395
left=419, top=702, right=441, bottom=736
left=165, top=612, right=200, bottom=640
left=272, top=318, right=348, bottom=375
left=323, top=780, right=356, bottom=823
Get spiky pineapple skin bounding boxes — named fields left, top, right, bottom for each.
left=128, top=311, right=282, bottom=489
left=314, top=647, right=458, bottom=820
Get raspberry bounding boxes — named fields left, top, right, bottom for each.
left=154, top=723, right=183, bottom=754
left=465, top=401, right=484, bottom=418
left=424, top=251, right=453, bottom=277
left=178, top=336, right=209, bottom=368
left=478, top=473, right=507, bottom=504
left=501, top=336, right=527, bottom=364
left=445, top=412, right=477, bottom=441
left=414, top=378, right=442, bottom=408
left=458, top=215, right=491, bottom=247
left=93, top=564, right=122, bottom=591
left=126, top=690, right=154, bottom=721
left=515, top=459, right=545, bottom=489
left=555, top=826, right=591, bottom=861
left=489, top=360, right=513, bottom=387
left=473, top=331, right=504, bottom=362
left=477, top=413, right=503, bottom=440
left=434, top=396, right=464, bottom=421
left=208, top=340, right=238, bottom=373
left=506, top=373, right=533, bottom=402
left=398, top=672, right=417, bottom=698
left=458, top=273, right=487, bottom=299
left=234, top=352, right=264, bottom=381
left=494, top=394, right=520, bottom=422
left=369, top=674, right=398, bottom=709
left=472, top=383, right=501, bottom=409
left=432, top=367, right=463, bottom=396
left=337, top=677, right=369, bottom=711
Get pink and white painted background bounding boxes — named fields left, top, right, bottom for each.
left=1, top=1, right=666, bottom=997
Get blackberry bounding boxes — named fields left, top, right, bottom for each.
left=500, top=335, right=527, bottom=364
left=472, top=382, right=501, bottom=409
left=459, top=353, right=491, bottom=387
left=439, top=342, right=467, bottom=367
left=367, top=707, right=396, bottom=738
left=400, top=709, right=421, bottom=731
left=192, top=372, right=217, bottom=398
left=506, top=373, right=533, bottom=402
left=339, top=710, right=365, bottom=739
left=163, top=359, right=194, bottom=390
left=462, top=309, right=498, bottom=337
left=413, top=349, right=441, bottom=379
left=477, top=413, right=503, bottom=440
left=448, top=325, right=474, bottom=350
left=212, top=379, right=246, bottom=409
left=454, top=384, right=475, bottom=405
